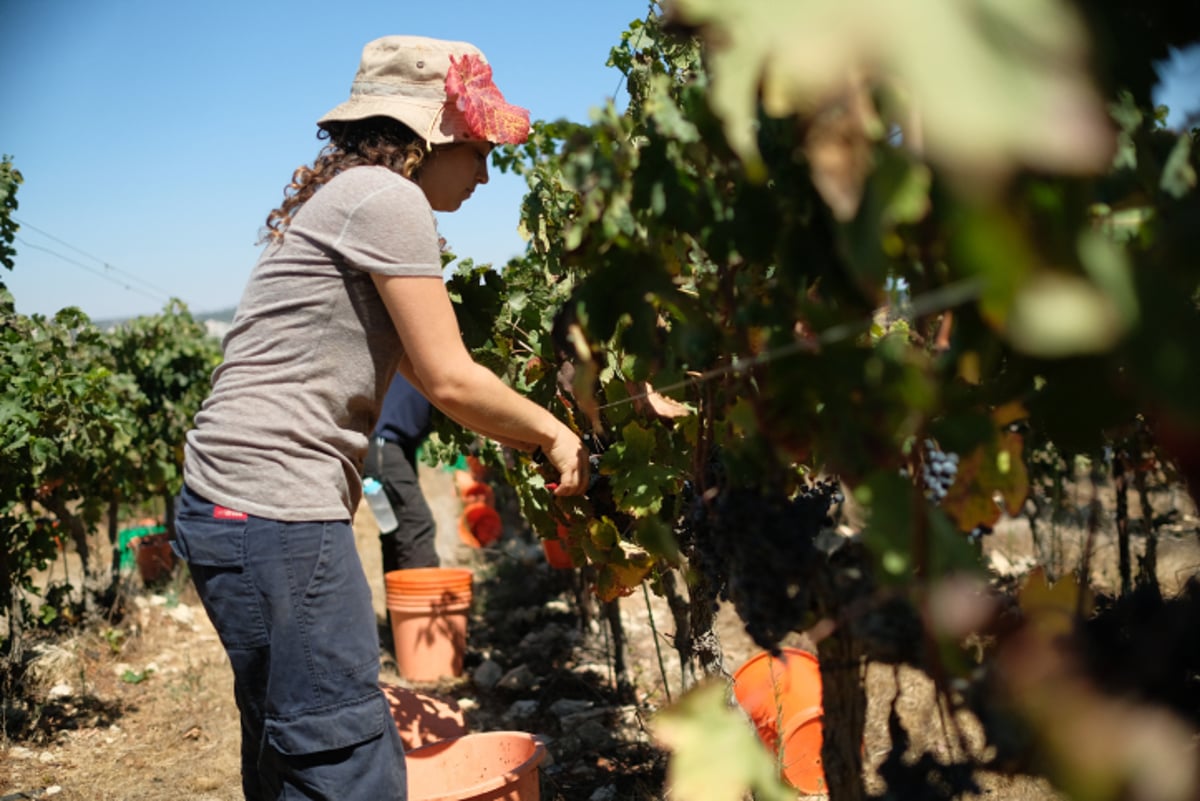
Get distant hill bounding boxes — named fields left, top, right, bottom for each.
left=193, top=306, right=237, bottom=324
left=92, top=305, right=237, bottom=340
left=193, top=307, right=236, bottom=340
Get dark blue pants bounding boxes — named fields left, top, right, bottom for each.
left=173, top=484, right=406, bottom=800
left=364, top=436, right=439, bottom=572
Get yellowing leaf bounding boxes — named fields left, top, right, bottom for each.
left=611, top=539, right=655, bottom=581
left=588, top=517, right=620, bottom=551
left=652, top=682, right=795, bottom=801
left=594, top=541, right=657, bottom=602
left=594, top=566, right=634, bottom=602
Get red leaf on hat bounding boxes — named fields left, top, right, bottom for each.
left=445, top=54, right=531, bottom=145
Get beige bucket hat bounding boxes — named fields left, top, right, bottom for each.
left=318, top=35, right=529, bottom=145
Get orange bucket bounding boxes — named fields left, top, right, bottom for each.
left=387, top=568, right=474, bottom=591
left=453, top=471, right=494, bottom=505
left=387, top=568, right=472, bottom=594
left=389, top=598, right=470, bottom=683
left=732, top=648, right=826, bottom=794
left=385, top=569, right=473, bottom=683
left=541, top=524, right=574, bottom=569
left=460, top=481, right=495, bottom=508
left=458, top=504, right=502, bottom=548
left=465, top=454, right=488, bottom=480
left=386, top=570, right=473, bottom=607
left=779, top=709, right=826, bottom=794
left=406, top=731, right=545, bottom=801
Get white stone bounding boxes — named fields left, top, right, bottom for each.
left=542, top=599, right=571, bottom=615
left=168, top=604, right=195, bottom=625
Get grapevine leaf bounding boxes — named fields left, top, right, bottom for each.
left=652, top=681, right=795, bottom=801
left=609, top=462, right=678, bottom=516
left=608, top=541, right=656, bottom=595
left=941, top=429, right=1029, bottom=531
left=1006, top=272, right=1126, bottom=357
left=627, top=380, right=694, bottom=420
left=522, top=356, right=549, bottom=388
left=446, top=262, right=506, bottom=350
left=857, top=470, right=916, bottom=578
left=445, top=54, right=531, bottom=145
left=644, top=74, right=702, bottom=144
left=842, top=147, right=932, bottom=286
left=561, top=322, right=604, bottom=433
left=606, top=421, right=683, bottom=516
left=594, top=567, right=627, bottom=602
left=927, top=507, right=985, bottom=577
left=1159, top=134, right=1197, bottom=199
left=1078, top=230, right=1138, bottom=329
left=588, top=517, right=620, bottom=551
left=664, top=0, right=1114, bottom=178
left=632, top=515, right=681, bottom=562
left=620, top=420, right=657, bottom=463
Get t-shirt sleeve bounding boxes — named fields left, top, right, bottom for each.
left=328, top=170, right=444, bottom=277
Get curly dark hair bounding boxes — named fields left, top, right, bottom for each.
left=261, top=116, right=428, bottom=243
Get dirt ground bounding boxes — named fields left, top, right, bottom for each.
left=3, top=465, right=1199, bottom=800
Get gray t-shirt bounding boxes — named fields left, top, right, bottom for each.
left=184, top=166, right=444, bottom=521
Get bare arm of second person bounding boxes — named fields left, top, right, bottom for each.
left=373, top=273, right=589, bottom=496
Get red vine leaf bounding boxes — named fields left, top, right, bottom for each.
left=445, top=54, right=531, bottom=145
left=627, top=380, right=692, bottom=420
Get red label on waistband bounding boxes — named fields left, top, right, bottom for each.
left=213, top=506, right=248, bottom=520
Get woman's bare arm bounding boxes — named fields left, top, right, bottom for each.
left=374, top=273, right=588, bottom=495
left=396, top=353, right=532, bottom=452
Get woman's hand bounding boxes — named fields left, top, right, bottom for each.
left=544, top=428, right=590, bottom=496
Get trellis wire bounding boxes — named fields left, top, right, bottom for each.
left=595, top=276, right=985, bottom=413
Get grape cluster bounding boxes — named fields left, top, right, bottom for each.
left=686, top=477, right=843, bottom=653
left=921, top=439, right=959, bottom=503
left=916, top=439, right=997, bottom=544
left=575, top=433, right=621, bottom=522
left=677, top=479, right=727, bottom=603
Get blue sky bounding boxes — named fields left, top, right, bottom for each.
left=2, top=3, right=1198, bottom=322
left=1, top=0, right=650, bottom=320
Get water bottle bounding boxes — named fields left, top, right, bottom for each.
left=362, top=477, right=399, bottom=533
